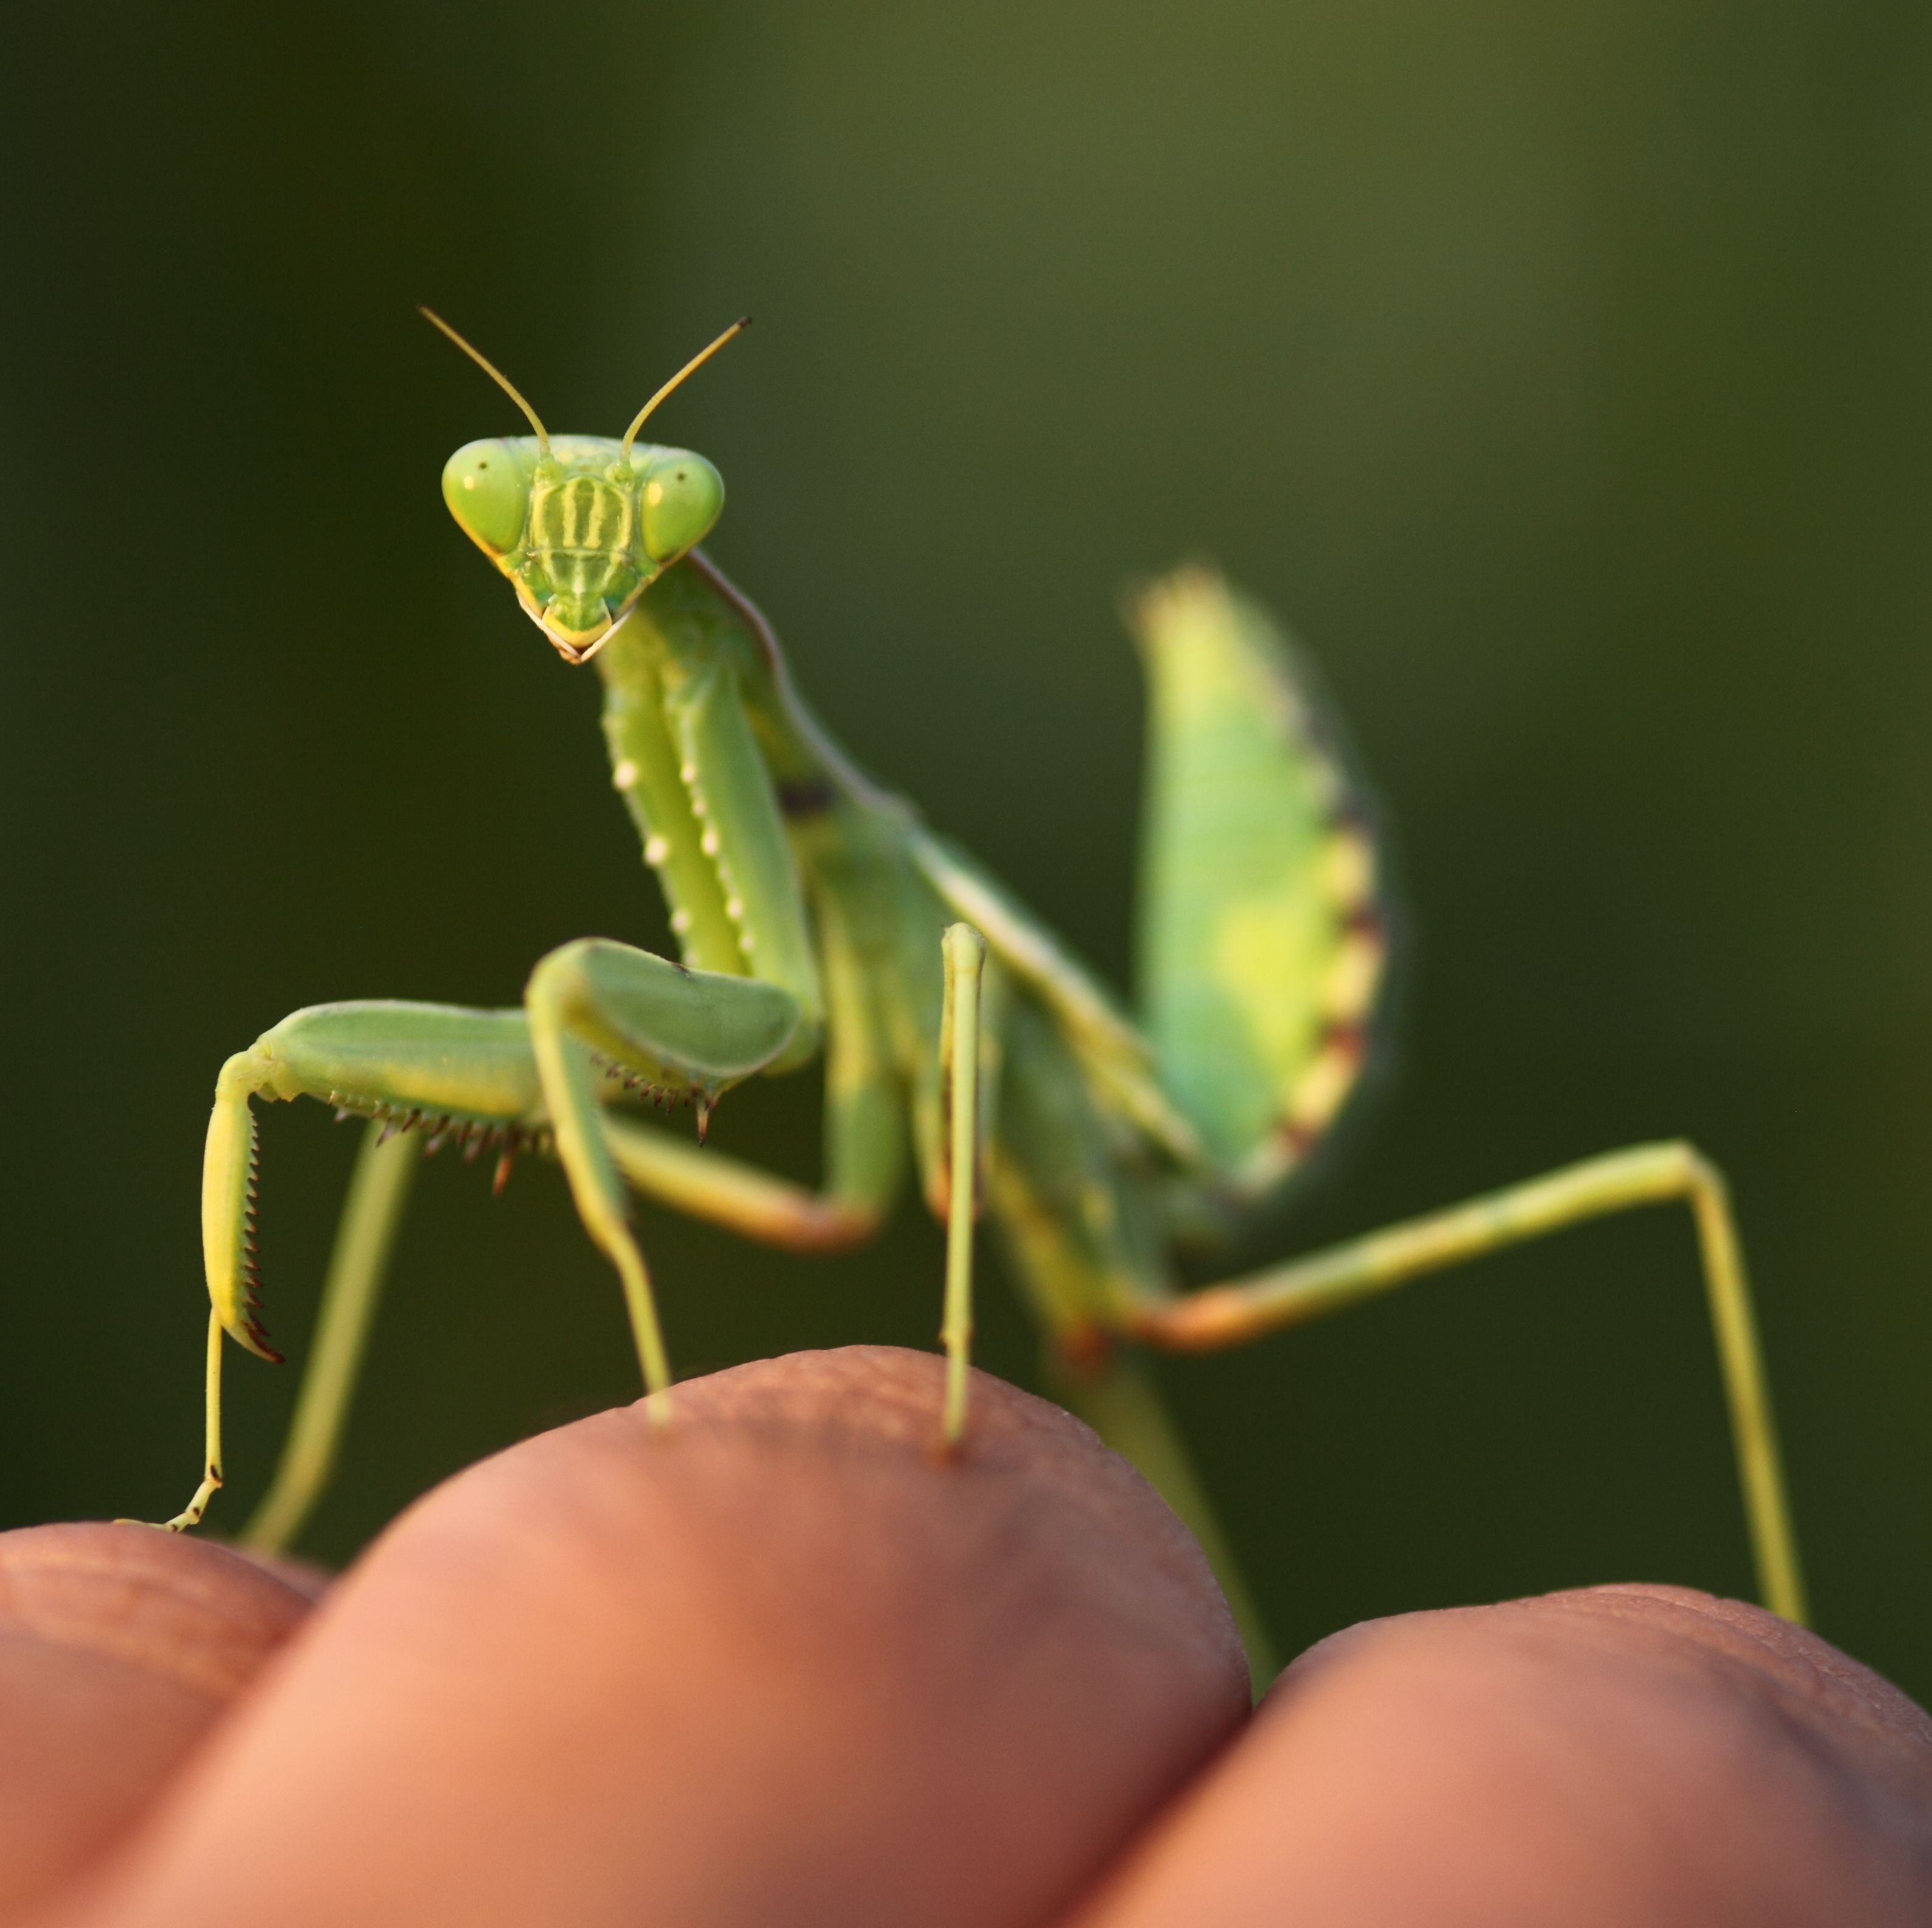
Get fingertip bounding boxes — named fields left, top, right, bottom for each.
left=1074, top=1584, right=1932, bottom=1926
left=0, top=1522, right=315, bottom=1916
left=69, top=1347, right=1248, bottom=1928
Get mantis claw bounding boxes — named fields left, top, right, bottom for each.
left=160, top=1466, right=222, bottom=1533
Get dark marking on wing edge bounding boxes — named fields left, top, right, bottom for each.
left=777, top=777, right=837, bottom=819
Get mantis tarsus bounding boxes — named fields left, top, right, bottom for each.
left=161, top=311, right=1807, bottom=1683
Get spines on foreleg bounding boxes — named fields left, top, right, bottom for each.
left=200, top=1002, right=554, bottom=1363
left=203, top=1051, right=281, bottom=1361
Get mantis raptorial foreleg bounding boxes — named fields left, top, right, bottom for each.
left=597, top=1121, right=878, bottom=1251
left=228, top=912, right=989, bottom=1560
left=240, top=1114, right=866, bottom=1553
left=590, top=883, right=908, bottom=1254
left=1125, top=1140, right=1807, bottom=1625
left=173, top=945, right=799, bottom=1532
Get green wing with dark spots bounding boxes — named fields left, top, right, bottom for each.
left=1130, top=567, right=1388, bottom=1198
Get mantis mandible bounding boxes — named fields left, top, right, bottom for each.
left=159, top=310, right=1807, bottom=1679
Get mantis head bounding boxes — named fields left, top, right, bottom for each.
left=425, top=310, right=747, bottom=665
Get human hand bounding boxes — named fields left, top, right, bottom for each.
left=3, top=1347, right=1928, bottom=1926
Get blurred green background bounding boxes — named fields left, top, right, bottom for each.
left=7, top=2, right=1932, bottom=1697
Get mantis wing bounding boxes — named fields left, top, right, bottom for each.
left=1130, top=566, right=1391, bottom=1199
left=912, top=566, right=1390, bottom=1206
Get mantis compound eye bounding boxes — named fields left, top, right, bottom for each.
left=441, top=438, right=530, bottom=555
left=634, top=449, right=725, bottom=563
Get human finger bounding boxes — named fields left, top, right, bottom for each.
left=54, top=1346, right=1249, bottom=1928
left=1067, top=1582, right=1932, bottom=1926
left=0, top=1523, right=314, bottom=1921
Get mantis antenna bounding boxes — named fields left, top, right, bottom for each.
left=620, top=317, right=752, bottom=463
left=418, top=306, right=551, bottom=455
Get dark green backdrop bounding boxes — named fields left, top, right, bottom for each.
left=8, top=3, right=1932, bottom=1699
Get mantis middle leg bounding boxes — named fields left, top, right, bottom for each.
left=1125, top=1140, right=1807, bottom=1625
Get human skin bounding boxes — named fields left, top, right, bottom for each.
left=2, top=1346, right=1928, bottom=1926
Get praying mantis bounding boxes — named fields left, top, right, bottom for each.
left=160, top=311, right=1807, bottom=1682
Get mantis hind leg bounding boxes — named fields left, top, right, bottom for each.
left=938, top=924, right=987, bottom=1444
left=1048, top=1349, right=1279, bottom=1696
left=240, top=1123, right=421, bottom=1553
left=1127, top=1141, right=1807, bottom=1625
left=981, top=994, right=1279, bottom=1691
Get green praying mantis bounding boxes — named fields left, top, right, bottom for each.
left=159, top=310, right=1807, bottom=1680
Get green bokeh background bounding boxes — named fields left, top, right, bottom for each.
left=7, top=4, right=1932, bottom=1697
